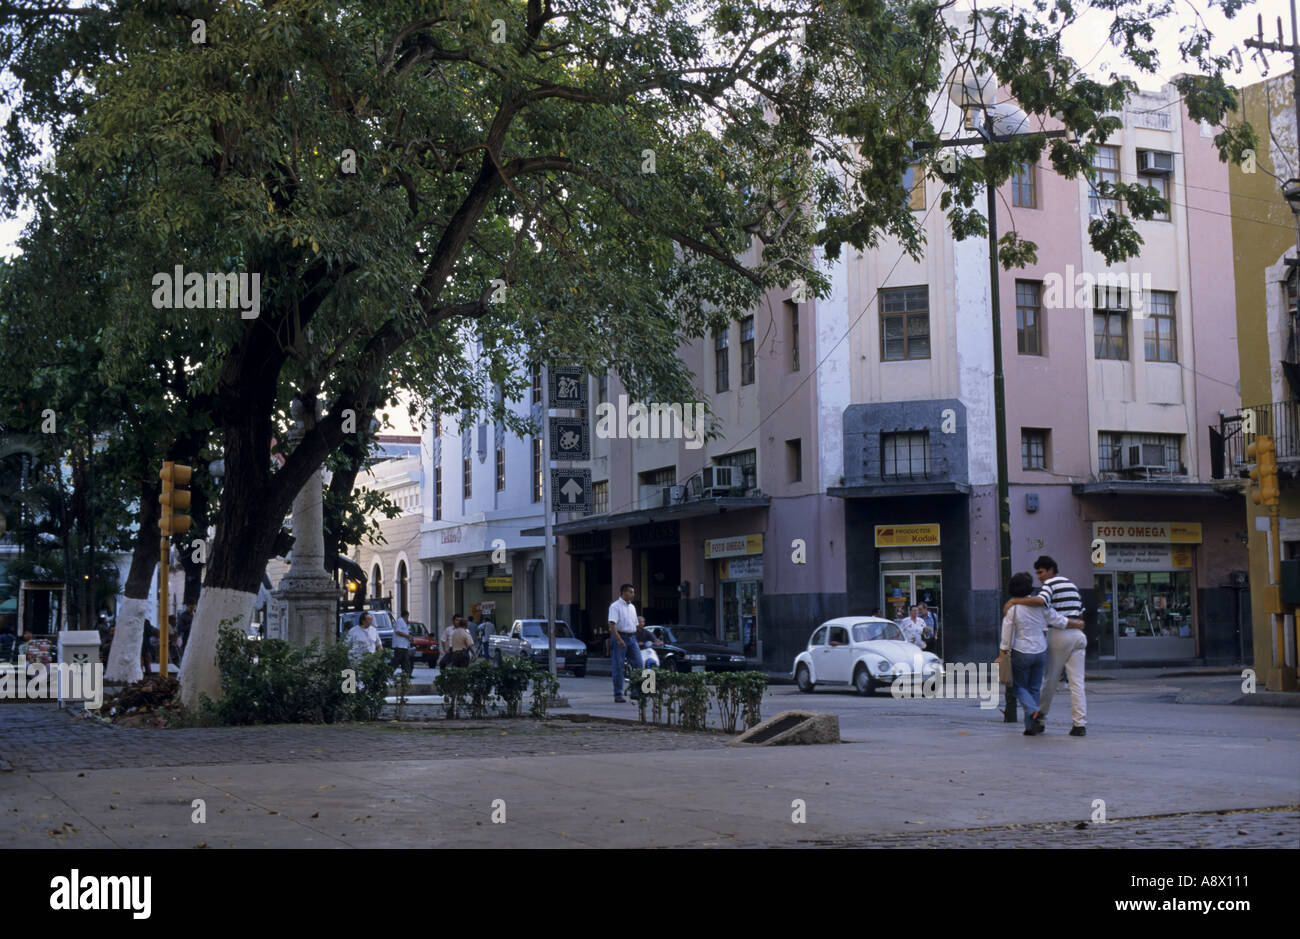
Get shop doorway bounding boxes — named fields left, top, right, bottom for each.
left=638, top=545, right=680, bottom=626
left=880, top=569, right=942, bottom=657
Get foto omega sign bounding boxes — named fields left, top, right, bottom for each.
left=1091, top=521, right=1202, bottom=544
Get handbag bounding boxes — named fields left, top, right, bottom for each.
left=998, top=607, right=1016, bottom=685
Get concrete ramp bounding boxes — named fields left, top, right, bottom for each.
left=728, top=709, right=840, bottom=746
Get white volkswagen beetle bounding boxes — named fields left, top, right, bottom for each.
left=792, top=617, right=942, bottom=696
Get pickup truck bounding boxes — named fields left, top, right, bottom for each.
left=486, top=619, right=587, bottom=677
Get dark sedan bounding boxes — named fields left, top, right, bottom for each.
left=645, top=625, right=749, bottom=673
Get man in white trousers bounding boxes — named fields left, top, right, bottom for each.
left=1004, top=555, right=1087, bottom=736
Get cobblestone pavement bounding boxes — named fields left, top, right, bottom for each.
left=729, top=807, right=1300, bottom=849
left=0, top=703, right=725, bottom=774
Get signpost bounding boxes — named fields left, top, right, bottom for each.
left=541, top=365, right=589, bottom=679
left=551, top=469, right=593, bottom=513
left=549, top=417, right=590, bottom=462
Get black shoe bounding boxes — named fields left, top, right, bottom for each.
left=1069, top=725, right=1086, bottom=737
left=1023, top=727, right=1040, bottom=736
left=614, top=697, right=626, bottom=703
left=1034, top=720, right=1046, bottom=734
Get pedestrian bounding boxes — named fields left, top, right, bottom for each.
left=139, top=620, right=154, bottom=673
left=917, top=601, right=938, bottom=651
left=448, top=616, right=475, bottom=668
left=899, top=605, right=927, bottom=648
left=438, top=616, right=457, bottom=667
left=391, top=608, right=413, bottom=675
left=1004, top=555, right=1087, bottom=736
left=607, top=583, right=642, bottom=703
left=175, top=602, right=194, bottom=663
left=475, top=617, right=495, bottom=660
left=997, top=571, right=1084, bottom=735
left=346, top=611, right=382, bottom=662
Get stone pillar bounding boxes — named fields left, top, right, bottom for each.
left=269, top=399, right=339, bottom=647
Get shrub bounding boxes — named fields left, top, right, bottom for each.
left=674, top=671, right=712, bottom=731
left=496, top=656, right=534, bottom=717
left=738, top=671, right=769, bottom=728
left=433, top=666, right=470, bottom=718
left=709, top=672, right=745, bottom=734
left=464, top=660, right=497, bottom=718
left=529, top=667, right=561, bottom=719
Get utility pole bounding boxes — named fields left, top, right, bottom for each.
left=541, top=364, right=557, bottom=679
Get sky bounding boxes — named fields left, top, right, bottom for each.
left=0, top=0, right=1290, bottom=258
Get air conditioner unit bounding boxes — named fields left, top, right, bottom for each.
left=453, top=570, right=468, bottom=580
left=1137, top=150, right=1174, bottom=176
left=1122, top=443, right=1167, bottom=471
left=702, top=465, right=736, bottom=495
left=660, top=485, right=686, bottom=506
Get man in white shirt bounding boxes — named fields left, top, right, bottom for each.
left=391, top=608, right=413, bottom=675
left=346, top=612, right=382, bottom=662
left=899, top=606, right=927, bottom=648
left=607, top=583, right=642, bottom=702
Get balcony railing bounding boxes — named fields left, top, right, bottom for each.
left=1212, top=400, right=1300, bottom=479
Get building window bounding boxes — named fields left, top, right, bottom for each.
left=434, top=467, right=442, bottom=520
left=638, top=466, right=676, bottom=508
left=598, top=372, right=609, bottom=405
left=432, top=408, right=441, bottom=438
left=531, top=362, right=542, bottom=405
left=396, top=561, right=408, bottom=615
left=592, top=480, right=609, bottom=515
left=532, top=438, right=542, bottom=503
left=786, top=299, right=800, bottom=372
left=786, top=438, right=802, bottom=483
left=1098, top=432, right=1184, bottom=476
left=1093, top=287, right=1129, bottom=360
left=463, top=455, right=472, bottom=499
left=714, top=449, right=758, bottom=491
left=1144, top=174, right=1170, bottom=221
left=1016, top=280, right=1043, bottom=355
left=1089, top=145, right=1121, bottom=216
left=1021, top=429, right=1048, bottom=470
left=715, top=328, right=730, bottom=393
left=495, top=446, right=506, bottom=491
left=740, top=316, right=755, bottom=386
left=371, top=565, right=383, bottom=600
left=882, top=432, right=929, bottom=479
left=1011, top=162, right=1037, bottom=208
left=1144, top=290, right=1176, bottom=362
left=903, top=163, right=925, bottom=211
left=880, top=286, right=930, bottom=361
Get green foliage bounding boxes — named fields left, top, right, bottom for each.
left=496, top=655, right=534, bottom=718
left=738, top=671, right=769, bottom=729
left=392, top=666, right=412, bottom=720
left=464, top=660, right=498, bottom=719
left=202, top=624, right=389, bottom=724
left=528, top=668, right=561, bottom=720
left=708, top=672, right=745, bottom=734
left=433, top=666, right=470, bottom=719
left=673, top=670, right=712, bottom=732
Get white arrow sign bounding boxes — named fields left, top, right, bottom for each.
left=560, top=479, right=584, bottom=503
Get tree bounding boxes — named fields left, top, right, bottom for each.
left=2, top=0, right=1259, bottom=706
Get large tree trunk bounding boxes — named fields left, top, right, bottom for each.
left=105, top=479, right=159, bottom=684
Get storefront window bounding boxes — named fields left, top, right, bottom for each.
left=1113, top=570, right=1192, bottom=638
left=720, top=580, right=760, bottom=658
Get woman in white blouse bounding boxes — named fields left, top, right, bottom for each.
left=996, top=572, right=1084, bottom=735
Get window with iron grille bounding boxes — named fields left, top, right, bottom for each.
left=1012, top=162, right=1037, bottom=208
left=1089, top=145, right=1120, bottom=216
left=714, top=449, right=758, bottom=491
left=881, top=432, right=929, bottom=479
left=1093, top=287, right=1129, bottom=360
left=531, top=438, right=542, bottom=503
left=740, top=316, right=755, bottom=385
left=880, top=286, right=930, bottom=361
left=638, top=466, right=677, bottom=508
left=1016, top=280, right=1043, bottom=355
left=787, top=299, right=800, bottom=372
left=1021, top=429, right=1048, bottom=470
left=1144, top=291, right=1176, bottom=362
left=1288, top=272, right=1300, bottom=367
left=598, top=372, right=609, bottom=405
left=531, top=362, right=542, bottom=405
left=433, top=408, right=441, bottom=438
left=592, top=480, right=609, bottom=515
left=434, top=467, right=442, bottom=520
left=902, top=163, right=925, bottom=210
left=463, top=455, right=472, bottom=499
left=715, top=328, right=730, bottom=393
left=1097, top=432, right=1183, bottom=475
left=495, top=446, right=506, bottom=491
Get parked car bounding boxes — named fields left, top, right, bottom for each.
left=407, top=621, right=437, bottom=665
left=792, top=617, right=942, bottom=695
left=488, top=619, right=587, bottom=676
left=644, top=625, right=747, bottom=673
left=338, top=610, right=394, bottom=650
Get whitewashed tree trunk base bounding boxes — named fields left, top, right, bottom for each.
left=105, top=595, right=147, bottom=685
left=178, top=588, right=255, bottom=709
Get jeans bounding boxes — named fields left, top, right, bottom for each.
left=1010, top=649, right=1046, bottom=730
left=1039, top=629, right=1087, bottom=727
left=610, top=633, right=643, bottom=698
left=391, top=647, right=413, bottom=675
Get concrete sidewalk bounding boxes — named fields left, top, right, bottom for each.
left=3, top=701, right=1296, bottom=849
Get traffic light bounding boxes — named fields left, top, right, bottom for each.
left=159, top=461, right=193, bottom=535
left=1247, top=435, right=1280, bottom=507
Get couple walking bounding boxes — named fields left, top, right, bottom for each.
left=995, top=556, right=1088, bottom=737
